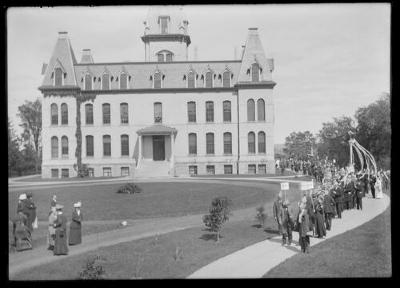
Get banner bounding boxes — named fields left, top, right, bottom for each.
left=280, top=182, right=289, bottom=190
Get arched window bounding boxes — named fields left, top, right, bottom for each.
left=157, top=53, right=164, bottom=62
left=206, top=133, right=214, bottom=155
left=86, top=135, right=94, bottom=156
left=154, top=102, right=162, bottom=123
left=166, top=53, right=173, bottom=62
left=248, top=132, right=255, bottom=154
left=257, top=99, right=265, bottom=121
left=102, top=103, right=111, bottom=124
left=154, top=72, right=162, bottom=88
left=205, top=71, right=213, bottom=88
left=251, top=63, right=260, bottom=82
left=85, top=103, right=93, bottom=125
left=103, top=135, right=111, bottom=156
left=120, top=73, right=128, bottom=89
left=224, top=132, right=232, bottom=154
left=188, top=71, right=195, bottom=88
left=121, top=134, right=129, bottom=156
left=120, top=103, right=129, bottom=124
left=84, top=73, right=92, bottom=90
left=51, top=136, right=58, bottom=158
left=258, top=131, right=266, bottom=153
left=61, top=136, right=68, bottom=156
left=223, top=71, right=231, bottom=87
left=223, top=100, right=231, bottom=122
left=51, top=103, right=58, bottom=125
left=247, top=99, right=255, bottom=121
left=102, top=73, right=110, bottom=90
left=187, top=101, right=196, bottom=123
left=206, top=101, right=214, bottom=122
left=61, top=103, right=68, bottom=125
left=188, top=133, right=197, bottom=155
left=54, top=68, right=63, bottom=86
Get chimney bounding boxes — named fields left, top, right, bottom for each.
left=58, top=31, right=68, bottom=39
left=80, top=49, right=94, bottom=64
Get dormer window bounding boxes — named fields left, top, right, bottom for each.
left=154, top=71, right=162, bottom=88
left=120, top=72, right=128, bottom=89
left=84, top=73, right=92, bottom=90
left=205, top=71, right=213, bottom=88
left=102, top=73, right=110, bottom=90
left=188, top=70, right=196, bottom=88
left=156, top=50, right=174, bottom=62
left=223, top=70, right=231, bottom=87
left=166, top=53, right=173, bottom=62
left=251, top=63, right=260, bottom=82
left=54, top=67, right=63, bottom=87
left=159, top=16, right=170, bottom=34
left=158, top=54, right=164, bottom=62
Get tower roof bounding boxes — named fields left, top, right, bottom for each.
left=143, top=6, right=189, bottom=36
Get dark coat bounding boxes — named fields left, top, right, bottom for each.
left=69, top=210, right=82, bottom=245
left=323, top=194, right=336, bottom=215
left=298, top=210, right=311, bottom=237
left=54, top=214, right=68, bottom=255
left=273, top=199, right=282, bottom=224
left=314, top=201, right=326, bottom=237
left=23, top=198, right=36, bottom=232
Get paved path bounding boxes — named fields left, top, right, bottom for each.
left=188, top=194, right=390, bottom=278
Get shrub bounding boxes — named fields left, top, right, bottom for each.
left=255, top=205, right=268, bottom=228
left=117, top=183, right=142, bottom=194
left=73, top=163, right=90, bottom=178
left=79, top=255, right=106, bottom=280
left=203, top=196, right=232, bottom=242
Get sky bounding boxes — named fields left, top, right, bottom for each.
left=7, top=4, right=390, bottom=144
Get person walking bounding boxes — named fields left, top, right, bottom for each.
left=69, top=202, right=82, bottom=246
left=47, top=206, right=57, bottom=250
left=323, top=190, right=336, bottom=231
left=273, top=191, right=283, bottom=234
left=298, top=202, right=311, bottom=253
left=280, top=200, right=293, bottom=246
left=53, top=204, right=68, bottom=256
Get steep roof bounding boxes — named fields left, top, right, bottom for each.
left=144, top=6, right=189, bottom=36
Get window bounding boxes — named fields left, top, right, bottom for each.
left=248, top=164, right=256, bottom=174
left=189, top=165, right=198, bottom=176
left=223, top=101, right=231, bottom=122
left=166, top=53, right=172, bottom=62
left=103, top=135, right=111, bottom=156
left=61, top=103, right=68, bottom=125
left=224, top=165, right=233, bottom=174
left=103, top=103, right=111, bottom=124
left=120, top=73, right=128, bottom=89
left=224, top=132, right=232, bottom=155
left=248, top=132, right=255, bottom=154
left=51, top=169, right=59, bottom=178
left=120, top=103, right=129, bottom=124
left=258, top=131, right=266, bottom=154
left=247, top=99, right=255, bottom=121
left=157, top=54, right=164, bottom=62
left=54, top=68, right=63, bottom=86
left=206, top=165, right=215, bottom=175
left=85, top=104, right=93, bottom=125
left=188, top=71, right=195, bottom=88
left=88, top=168, right=94, bottom=177
left=154, top=102, right=162, bottom=123
left=61, top=136, right=68, bottom=157
left=154, top=72, right=162, bottom=88
left=251, top=63, right=260, bottom=82
left=206, top=101, right=214, bottom=122
left=206, top=133, right=214, bottom=155
left=121, top=167, right=130, bottom=176
left=160, top=16, right=168, bottom=34
left=86, top=135, right=94, bottom=157
left=187, top=101, right=196, bottom=122
left=61, top=169, right=69, bottom=178
left=85, top=74, right=92, bottom=90
left=223, top=71, right=230, bottom=87
left=103, top=167, right=112, bottom=177
left=188, top=133, right=197, bottom=155
left=102, top=73, right=110, bottom=90
left=257, top=99, right=265, bottom=121
left=205, top=71, right=213, bottom=88
left=258, top=164, right=266, bottom=174
left=121, top=134, right=129, bottom=156
left=51, top=136, right=58, bottom=158
left=51, top=104, right=58, bottom=125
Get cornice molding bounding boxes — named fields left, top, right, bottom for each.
left=141, top=34, right=191, bottom=45
left=235, top=81, right=276, bottom=89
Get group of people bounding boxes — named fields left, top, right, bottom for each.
left=273, top=166, right=390, bottom=254
left=11, top=194, right=83, bottom=255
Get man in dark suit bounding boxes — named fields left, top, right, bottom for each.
left=273, top=191, right=283, bottom=234
left=355, top=179, right=364, bottom=210
left=332, top=182, right=343, bottom=218
left=370, top=174, right=377, bottom=198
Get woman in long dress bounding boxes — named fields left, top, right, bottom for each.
left=298, top=202, right=311, bottom=253
left=53, top=204, right=68, bottom=256
left=314, top=196, right=326, bottom=238
left=375, top=175, right=384, bottom=199
left=69, top=202, right=82, bottom=245
left=47, top=206, right=57, bottom=250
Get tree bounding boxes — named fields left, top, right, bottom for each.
left=17, top=99, right=42, bottom=173
left=203, top=196, right=232, bottom=242
left=8, top=119, right=23, bottom=176
left=317, top=116, right=357, bottom=167
left=355, top=93, right=391, bottom=169
left=283, top=131, right=316, bottom=160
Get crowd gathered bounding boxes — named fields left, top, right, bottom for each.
left=11, top=194, right=82, bottom=254
left=273, top=158, right=390, bottom=254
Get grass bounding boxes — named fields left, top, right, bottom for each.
left=264, top=203, right=391, bottom=278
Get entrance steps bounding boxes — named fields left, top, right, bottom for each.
left=135, top=160, right=172, bottom=178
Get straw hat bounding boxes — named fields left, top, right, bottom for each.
left=19, top=194, right=26, bottom=200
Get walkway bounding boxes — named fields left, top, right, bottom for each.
left=188, top=194, right=390, bottom=278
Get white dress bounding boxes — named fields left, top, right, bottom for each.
left=375, top=177, right=383, bottom=199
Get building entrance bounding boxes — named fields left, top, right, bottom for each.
left=152, top=136, right=165, bottom=161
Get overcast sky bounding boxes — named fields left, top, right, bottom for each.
left=7, top=4, right=390, bottom=144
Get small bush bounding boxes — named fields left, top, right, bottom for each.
left=255, top=205, right=268, bottom=228
left=203, top=196, right=232, bottom=242
left=117, top=183, right=142, bottom=194
left=79, top=255, right=106, bottom=280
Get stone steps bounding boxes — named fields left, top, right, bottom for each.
left=135, top=160, right=172, bottom=178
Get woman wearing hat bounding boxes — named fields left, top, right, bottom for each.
left=47, top=206, right=57, bottom=250
left=297, top=201, right=312, bottom=253
left=314, top=194, right=326, bottom=238
left=25, top=192, right=37, bottom=232
left=280, top=200, right=293, bottom=246
left=69, top=202, right=82, bottom=246
left=53, top=204, right=68, bottom=255
left=17, top=194, right=26, bottom=214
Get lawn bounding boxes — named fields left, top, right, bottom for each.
left=264, top=205, right=391, bottom=278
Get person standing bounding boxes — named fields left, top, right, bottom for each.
left=51, top=195, right=57, bottom=208
left=305, top=192, right=316, bottom=237
left=314, top=195, right=326, bottom=238
left=332, top=182, right=343, bottom=218
left=273, top=191, right=283, bottom=234
left=23, top=192, right=36, bottom=232
left=280, top=200, right=293, bottom=246
left=47, top=206, right=57, bottom=250
left=12, top=211, right=32, bottom=251
left=370, top=174, right=377, bottom=198
left=323, top=190, right=336, bottom=231
left=375, top=175, right=384, bottom=199
left=69, top=202, right=83, bottom=246
left=298, top=202, right=311, bottom=253
left=17, top=194, right=26, bottom=213
left=355, top=179, right=364, bottom=210
left=53, top=204, right=68, bottom=256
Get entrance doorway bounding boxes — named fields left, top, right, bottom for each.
left=152, top=136, right=165, bottom=161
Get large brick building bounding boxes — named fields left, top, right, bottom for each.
left=39, top=6, right=276, bottom=178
